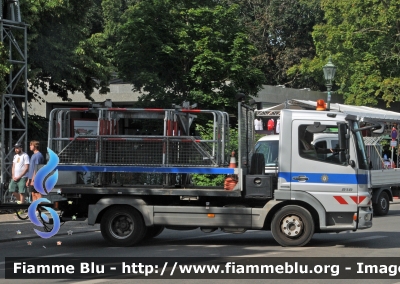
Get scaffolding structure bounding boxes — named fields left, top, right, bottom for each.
left=0, top=0, right=28, bottom=186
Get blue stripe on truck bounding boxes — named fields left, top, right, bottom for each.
left=56, top=165, right=235, bottom=174
left=278, top=172, right=368, bottom=184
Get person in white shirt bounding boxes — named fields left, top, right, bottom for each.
left=254, top=118, right=263, bottom=130
left=8, top=143, right=30, bottom=204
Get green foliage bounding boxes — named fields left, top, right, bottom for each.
left=103, top=0, right=264, bottom=110
left=289, top=0, right=400, bottom=107
left=225, top=0, right=324, bottom=88
left=195, top=121, right=239, bottom=153
left=0, top=42, right=11, bottom=96
left=21, top=0, right=111, bottom=102
left=27, top=114, right=49, bottom=143
left=190, top=121, right=238, bottom=186
left=190, top=173, right=225, bottom=187
left=0, top=1, right=112, bottom=142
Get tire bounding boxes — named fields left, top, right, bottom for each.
left=15, top=209, right=29, bottom=220
left=100, top=206, right=147, bottom=246
left=271, top=205, right=314, bottom=247
left=250, top=153, right=265, bottom=175
left=373, top=191, right=390, bottom=216
left=3, top=189, right=14, bottom=203
left=143, top=226, right=165, bottom=240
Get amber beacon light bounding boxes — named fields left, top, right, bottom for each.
left=316, top=99, right=327, bottom=111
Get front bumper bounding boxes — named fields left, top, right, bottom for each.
left=358, top=206, right=373, bottom=229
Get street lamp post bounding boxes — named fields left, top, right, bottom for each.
left=323, top=56, right=337, bottom=110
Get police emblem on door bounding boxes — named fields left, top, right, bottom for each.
left=321, top=175, right=329, bottom=183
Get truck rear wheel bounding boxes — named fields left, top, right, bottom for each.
left=374, top=191, right=389, bottom=216
left=271, top=205, right=314, bottom=247
left=101, top=206, right=146, bottom=246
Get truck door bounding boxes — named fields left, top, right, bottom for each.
left=291, top=120, right=358, bottom=213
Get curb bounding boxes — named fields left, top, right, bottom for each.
left=0, top=229, right=100, bottom=243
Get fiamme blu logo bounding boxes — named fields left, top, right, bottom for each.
left=27, top=148, right=61, bottom=238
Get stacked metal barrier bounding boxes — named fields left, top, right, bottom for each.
left=55, top=136, right=217, bottom=167
left=47, top=106, right=232, bottom=186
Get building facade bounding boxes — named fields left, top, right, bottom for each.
left=29, top=84, right=345, bottom=118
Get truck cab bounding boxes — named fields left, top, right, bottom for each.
left=255, top=110, right=373, bottom=235
left=277, top=110, right=372, bottom=232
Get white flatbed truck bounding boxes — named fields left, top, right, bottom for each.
left=48, top=100, right=373, bottom=247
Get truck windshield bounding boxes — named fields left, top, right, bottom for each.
left=255, top=140, right=279, bottom=166
left=352, top=120, right=369, bottom=170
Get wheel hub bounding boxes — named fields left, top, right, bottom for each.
left=281, top=215, right=303, bottom=238
left=110, top=215, right=134, bottom=239
left=119, top=220, right=128, bottom=229
left=380, top=198, right=387, bottom=210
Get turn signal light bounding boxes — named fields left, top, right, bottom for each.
left=316, top=99, right=327, bottom=111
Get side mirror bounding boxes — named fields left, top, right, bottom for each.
left=372, top=122, right=385, bottom=134
left=356, top=122, right=384, bottom=134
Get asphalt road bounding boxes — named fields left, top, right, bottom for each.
left=1, top=201, right=400, bottom=284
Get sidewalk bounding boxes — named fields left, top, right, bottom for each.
left=0, top=211, right=99, bottom=243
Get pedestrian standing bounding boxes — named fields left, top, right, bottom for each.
left=9, top=143, right=30, bottom=204
left=26, top=140, right=45, bottom=203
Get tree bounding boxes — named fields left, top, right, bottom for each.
left=225, top=0, right=324, bottom=89
left=20, top=0, right=111, bottom=102
left=289, top=0, right=400, bottom=107
left=103, top=0, right=264, bottom=110
left=0, top=42, right=10, bottom=96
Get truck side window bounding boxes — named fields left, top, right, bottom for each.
left=298, top=125, right=344, bottom=165
left=314, top=141, right=327, bottom=149
left=314, top=140, right=328, bottom=160
left=298, top=125, right=318, bottom=159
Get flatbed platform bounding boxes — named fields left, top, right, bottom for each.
left=370, top=168, right=400, bottom=188
left=0, top=203, right=30, bottom=210
left=57, top=165, right=237, bottom=174
left=0, top=203, right=54, bottom=211
left=58, top=184, right=243, bottom=197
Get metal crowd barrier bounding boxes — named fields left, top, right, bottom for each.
left=51, top=135, right=224, bottom=167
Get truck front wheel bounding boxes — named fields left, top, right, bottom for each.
left=101, top=206, right=146, bottom=246
left=374, top=191, right=390, bottom=216
left=271, top=205, right=314, bottom=247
